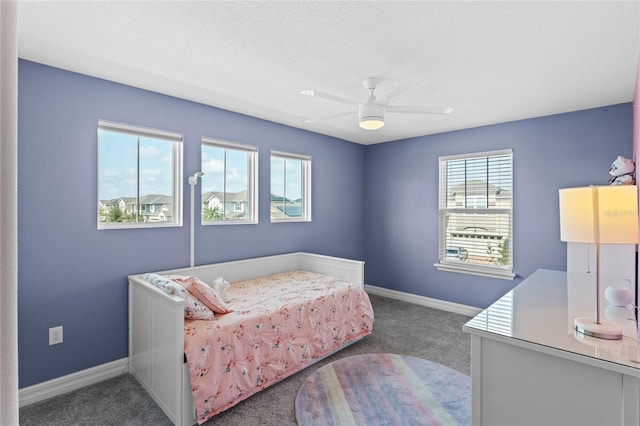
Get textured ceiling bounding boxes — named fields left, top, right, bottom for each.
left=17, top=1, right=640, bottom=145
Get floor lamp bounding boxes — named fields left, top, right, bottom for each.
left=559, top=185, right=638, bottom=340
left=188, top=172, right=204, bottom=268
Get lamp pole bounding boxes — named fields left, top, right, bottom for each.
left=188, top=172, right=204, bottom=268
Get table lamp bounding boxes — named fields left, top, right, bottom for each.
left=559, top=185, right=638, bottom=340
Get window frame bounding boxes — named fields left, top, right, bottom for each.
left=270, top=151, right=312, bottom=223
left=434, top=149, right=515, bottom=280
left=97, top=120, right=183, bottom=230
left=200, top=137, right=258, bottom=225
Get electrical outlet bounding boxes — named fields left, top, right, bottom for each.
left=49, top=326, right=63, bottom=345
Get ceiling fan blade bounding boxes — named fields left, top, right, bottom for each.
left=304, top=111, right=355, bottom=124
left=301, top=89, right=359, bottom=106
left=383, top=80, right=425, bottom=104
left=386, top=105, right=454, bottom=115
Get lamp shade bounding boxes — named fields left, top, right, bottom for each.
left=358, top=103, right=385, bottom=130
left=559, top=185, right=638, bottom=244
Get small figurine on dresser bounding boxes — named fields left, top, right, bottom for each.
left=609, top=155, right=636, bottom=185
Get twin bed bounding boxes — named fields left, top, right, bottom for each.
left=128, top=252, right=374, bottom=425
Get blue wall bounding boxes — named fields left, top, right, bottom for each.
left=17, top=60, right=365, bottom=387
left=18, top=59, right=633, bottom=388
left=364, top=104, right=633, bottom=308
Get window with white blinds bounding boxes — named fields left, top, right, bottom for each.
left=435, top=149, right=515, bottom=280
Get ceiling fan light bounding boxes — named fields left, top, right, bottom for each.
left=359, top=103, right=385, bottom=130
left=359, top=118, right=385, bottom=130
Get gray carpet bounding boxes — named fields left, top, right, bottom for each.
left=19, top=294, right=472, bottom=426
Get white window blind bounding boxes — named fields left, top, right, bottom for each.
left=436, top=149, right=514, bottom=280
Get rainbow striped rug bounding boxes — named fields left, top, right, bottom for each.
left=295, top=353, right=470, bottom=426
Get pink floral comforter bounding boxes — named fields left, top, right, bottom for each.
left=183, top=270, right=374, bottom=424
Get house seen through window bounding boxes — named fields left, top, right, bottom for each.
left=270, top=151, right=311, bottom=222
left=436, top=149, right=514, bottom=279
left=201, top=138, right=257, bottom=224
left=97, top=121, right=183, bottom=229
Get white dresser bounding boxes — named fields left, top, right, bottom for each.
left=464, top=269, right=640, bottom=426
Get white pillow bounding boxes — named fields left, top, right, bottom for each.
left=141, top=273, right=215, bottom=320
left=210, top=277, right=232, bottom=303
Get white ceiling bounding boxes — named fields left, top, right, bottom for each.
left=17, top=1, right=640, bottom=145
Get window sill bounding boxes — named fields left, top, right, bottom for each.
left=202, top=220, right=258, bottom=226
left=98, top=222, right=182, bottom=230
left=434, top=262, right=515, bottom=280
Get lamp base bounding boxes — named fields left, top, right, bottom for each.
left=574, top=317, right=622, bottom=340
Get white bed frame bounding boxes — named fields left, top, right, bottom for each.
left=128, top=252, right=364, bottom=426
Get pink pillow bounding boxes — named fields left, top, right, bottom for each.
left=173, top=276, right=233, bottom=314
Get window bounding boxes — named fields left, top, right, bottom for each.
left=270, top=151, right=311, bottom=222
left=435, top=149, right=514, bottom=279
left=201, top=138, right=257, bottom=224
left=98, top=121, right=183, bottom=229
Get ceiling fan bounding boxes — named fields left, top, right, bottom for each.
left=301, top=78, right=453, bottom=131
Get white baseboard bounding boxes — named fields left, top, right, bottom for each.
left=364, top=284, right=483, bottom=317
left=19, top=358, right=128, bottom=407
